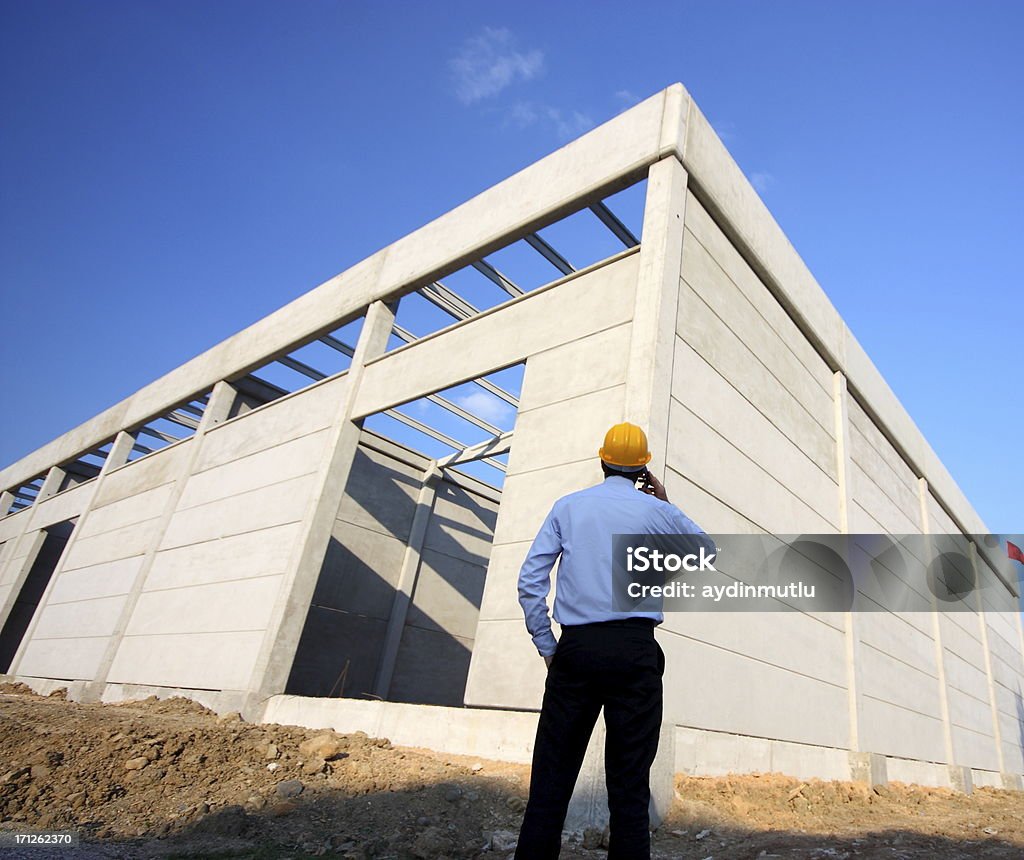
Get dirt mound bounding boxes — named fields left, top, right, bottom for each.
left=0, top=682, right=41, bottom=696
left=0, top=690, right=531, bottom=858
left=0, top=688, right=1022, bottom=858
left=108, top=694, right=219, bottom=719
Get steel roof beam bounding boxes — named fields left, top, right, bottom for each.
left=590, top=201, right=639, bottom=248
left=524, top=233, right=575, bottom=276
left=472, top=259, right=523, bottom=298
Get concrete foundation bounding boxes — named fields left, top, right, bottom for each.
left=1, top=81, right=1021, bottom=821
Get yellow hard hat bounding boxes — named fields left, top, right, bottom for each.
left=599, top=422, right=652, bottom=469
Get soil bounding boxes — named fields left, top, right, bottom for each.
left=1, top=682, right=1022, bottom=858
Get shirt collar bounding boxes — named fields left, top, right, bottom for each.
left=603, top=473, right=639, bottom=491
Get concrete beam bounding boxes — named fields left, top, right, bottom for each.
left=354, top=251, right=639, bottom=419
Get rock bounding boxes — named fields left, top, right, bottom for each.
left=275, top=778, right=304, bottom=799
left=411, top=826, right=454, bottom=858
left=267, top=762, right=279, bottom=772
left=269, top=801, right=297, bottom=817
left=299, top=733, right=347, bottom=761
left=695, top=828, right=712, bottom=840
left=194, top=804, right=249, bottom=837
left=582, top=827, right=603, bottom=849
left=787, top=784, right=808, bottom=802
left=217, top=711, right=242, bottom=723
left=465, top=790, right=480, bottom=802
left=30, top=764, right=51, bottom=780
left=124, top=757, right=149, bottom=771
left=470, top=762, right=483, bottom=772
left=302, top=758, right=326, bottom=776
left=444, top=785, right=463, bottom=802
left=265, top=743, right=280, bottom=760
left=505, top=795, right=527, bottom=812
left=490, top=830, right=518, bottom=852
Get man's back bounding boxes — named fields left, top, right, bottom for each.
left=518, top=474, right=706, bottom=655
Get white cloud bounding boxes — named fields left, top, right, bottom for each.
left=453, top=390, right=515, bottom=427
left=711, top=119, right=737, bottom=143
left=504, top=100, right=593, bottom=141
left=749, top=171, right=776, bottom=194
left=450, top=27, right=544, bottom=105
left=507, top=101, right=539, bottom=128
left=614, top=89, right=641, bottom=107
left=544, top=106, right=594, bottom=141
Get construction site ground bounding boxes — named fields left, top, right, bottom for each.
left=1, top=683, right=1021, bottom=859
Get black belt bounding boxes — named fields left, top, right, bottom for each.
left=564, top=617, right=655, bottom=631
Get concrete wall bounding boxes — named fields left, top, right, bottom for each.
left=390, top=469, right=499, bottom=705
left=664, top=189, right=848, bottom=750
left=104, top=376, right=350, bottom=691
left=661, top=188, right=1022, bottom=782
left=288, top=431, right=499, bottom=706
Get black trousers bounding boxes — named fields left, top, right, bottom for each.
left=515, top=618, right=665, bottom=860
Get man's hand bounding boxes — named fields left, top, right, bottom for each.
left=644, top=471, right=669, bottom=502
left=544, top=654, right=554, bottom=669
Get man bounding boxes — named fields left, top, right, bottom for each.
left=514, top=422, right=710, bottom=860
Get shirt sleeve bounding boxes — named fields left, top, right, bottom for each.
left=517, top=503, right=562, bottom=657
left=668, top=505, right=717, bottom=559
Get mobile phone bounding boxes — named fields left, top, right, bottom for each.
left=634, top=468, right=652, bottom=492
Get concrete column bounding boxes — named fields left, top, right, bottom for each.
left=969, top=542, right=1007, bottom=777
left=373, top=466, right=440, bottom=699
left=36, top=467, right=66, bottom=502
left=623, top=155, right=688, bottom=471
left=833, top=372, right=864, bottom=763
left=918, top=477, right=965, bottom=790
left=202, top=381, right=237, bottom=428
left=81, top=385, right=239, bottom=700
left=105, top=431, right=136, bottom=471
left=849, top=752, right=888, bottom=788
left=0, top=492, right=13, bottom=516
left=565, top=721, right=675, bottom=834
left=245, top=299, right=397, bottom=708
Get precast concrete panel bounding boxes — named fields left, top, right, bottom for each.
left=28, top=481, right=95, bottom=531
left=103, top=378, right=350, bottom=691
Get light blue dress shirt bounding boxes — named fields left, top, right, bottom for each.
left=517, top=474, right=709, bottom=656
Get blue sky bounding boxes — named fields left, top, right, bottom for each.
left=1, top=1, right=1021, bottom=532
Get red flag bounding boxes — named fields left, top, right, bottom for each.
left=1009, top=541, right=1024, bottom=564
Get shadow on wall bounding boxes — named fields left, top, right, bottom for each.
left=285, top=445, right=499, bottom=707
left=0, top=519, right=76, bottom=673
